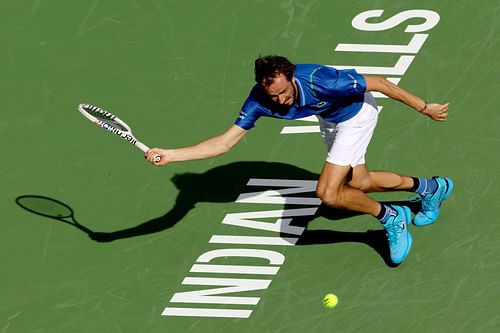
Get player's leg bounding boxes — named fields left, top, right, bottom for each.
left=347, top=166, right=454, bottom=226
left=340, top=134, right=454, bottom=227
left=348, top=167, right=451, bottom=197
left=316, top=162, right=380, bottom=215
left=347, top=167, right=414, bottom=193
left=316, top=162, right=412, bottom=265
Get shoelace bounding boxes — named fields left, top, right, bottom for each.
left=410, top=179, right=448, bottom=211
left=423, top=188, right=445, bottom=211
left=385, top=219, right=403, bottom=246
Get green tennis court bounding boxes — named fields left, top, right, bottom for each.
left=1, top=1, right=499, bottom=332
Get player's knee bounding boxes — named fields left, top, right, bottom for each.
left=316, top=186, right=344, bottom=208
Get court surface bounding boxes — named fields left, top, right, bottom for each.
left=1, top=1, right=500, bottom=332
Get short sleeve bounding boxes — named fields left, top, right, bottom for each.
left=234, top=104, right=260, bottom=130
left=234, top=86, right=264, bottom=130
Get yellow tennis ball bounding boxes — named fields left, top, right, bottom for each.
left=323, top=293, right=338, bottom=308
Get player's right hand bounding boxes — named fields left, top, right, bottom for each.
left=423, top=102, right=450, bottom=122
left=145, top=148, right=172, bottom=166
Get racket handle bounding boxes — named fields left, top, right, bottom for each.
left=136, top=142, right=149, bottom=153
left=136, top=142, right=161, bottom=163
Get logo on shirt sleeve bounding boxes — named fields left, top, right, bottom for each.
left=348, top=73, right=359, bottom=89
left=238, top=110, right=247, bottom=119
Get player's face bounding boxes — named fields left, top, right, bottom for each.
left=263, top=73, right=296, bottom=106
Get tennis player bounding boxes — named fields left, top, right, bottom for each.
left=146, top=55, right=454, bottom=265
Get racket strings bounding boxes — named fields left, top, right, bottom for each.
left=16, top=196, right=73, bottom=219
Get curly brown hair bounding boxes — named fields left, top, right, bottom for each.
left=254, top=55, right=296, bottom=87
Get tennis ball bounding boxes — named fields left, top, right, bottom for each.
left=323, top=293, right=338, bottom=308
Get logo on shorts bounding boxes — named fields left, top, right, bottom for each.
left=316, top=101, right=327, bottom=108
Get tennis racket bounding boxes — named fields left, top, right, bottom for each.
left=78, top=103, right=160, bottom=162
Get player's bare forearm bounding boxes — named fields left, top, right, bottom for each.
left=169, top=136, right=235, bottom=161
left=145, top=124, right=247, bottom=166
left=364, top=75, right=450, bottom=122
left=146, top=140, right=229, bottom=165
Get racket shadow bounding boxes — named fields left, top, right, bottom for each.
left=15, top=195, right=94, bottom=235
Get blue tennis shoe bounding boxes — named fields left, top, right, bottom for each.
left=414, top=177, right=454, bottom=226
left=383, top=205, right=413, bottom=265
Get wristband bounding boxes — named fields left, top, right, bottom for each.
left=419, top=101, right=429, bottom=113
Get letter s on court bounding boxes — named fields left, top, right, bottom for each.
left=352, top=9, right=440, bottom=33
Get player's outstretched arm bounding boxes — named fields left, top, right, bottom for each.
left=364, top=75, right=450, bottom=122
left=145, top=124, right=247, bottom=166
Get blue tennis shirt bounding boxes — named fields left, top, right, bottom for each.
left=235, top=64, right=367, bottom=130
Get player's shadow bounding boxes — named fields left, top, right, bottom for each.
left=88, top=161, right=322, bottom=242
left=16, top=161, right=421, bottom=267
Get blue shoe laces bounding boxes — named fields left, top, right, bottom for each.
left=385, top=219, right=403, bottom=246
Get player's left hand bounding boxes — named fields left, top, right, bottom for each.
left=423, top=102, right=450, bottom=122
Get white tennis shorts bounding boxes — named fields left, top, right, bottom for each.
left=317, top=93, right=379, bottom=167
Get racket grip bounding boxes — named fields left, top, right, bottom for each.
left=136, top=142, right=161, bottom=163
